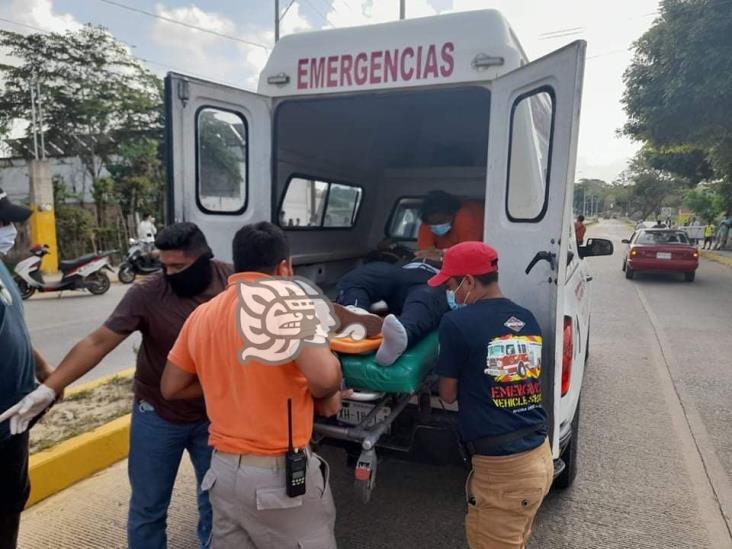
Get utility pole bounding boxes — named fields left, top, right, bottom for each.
left=275, top=0, right=280, bottom=42
left=400, top=0, right=405, bottom=19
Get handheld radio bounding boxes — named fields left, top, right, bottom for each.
left=285, top=398, right=307, bottom=497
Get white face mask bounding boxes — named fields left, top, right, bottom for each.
left=0, top=223, right=17, bottom=255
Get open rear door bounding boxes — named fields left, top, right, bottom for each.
left=483, top=42, right=586, bottom=457
left=165, top=73, right=271, bottom=262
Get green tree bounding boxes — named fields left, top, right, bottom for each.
left=682, top=186, right=723, bottom=223
left=622, top=0, right=732, bottom=207
left=623, top=152, right=682, bottom=220
left=0, top=25, right=162, bottom=199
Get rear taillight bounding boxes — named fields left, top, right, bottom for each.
left=561, top=317, right=573, bottom=397
left=630, top=248, right=637, bottom=257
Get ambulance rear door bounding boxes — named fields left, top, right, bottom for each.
left=483, top=41, right=586, bottom=458
left=165, top=73, right=272, bottom=262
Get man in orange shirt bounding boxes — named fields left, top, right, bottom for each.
left=161, top=222, right=343, bottom=549
left=416, top=191, right=485, bottom=261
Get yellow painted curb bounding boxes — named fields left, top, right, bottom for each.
left=700, top=250, right=732, bottom=268
left=27, top=413, right=131, bottom=507
left=66, top=367, right=135, bottom=397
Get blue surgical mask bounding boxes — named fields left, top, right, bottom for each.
left=0, top=223, right=17, bottom=255
left=446, top=278, right=467, bottom=310
left=430, top=222, right=452, bottom=237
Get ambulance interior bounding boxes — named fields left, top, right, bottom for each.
left=264, top=85, right=551, bottom=294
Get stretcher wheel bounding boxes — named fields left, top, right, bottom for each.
left=354, top=449, right=377, bottom=503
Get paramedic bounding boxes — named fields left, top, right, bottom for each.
left=428, top=242, right=552, bottom=549
left=2, top=222, right=232, bottom=549
left=415, top=190, right=484, bottom=261
left=161, top=221, right=343, bottom=549
left=0, top=190, right=54, bottom=549
left=334, top=259, right=448, bottom=366
left=575, top=215, right=586, bottom=245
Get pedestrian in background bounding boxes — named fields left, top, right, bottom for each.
left=575, top=215, right=586, bottom=245
left=0, top=190, right=54, bottom=549
left=703, top=223, right=715, bottom=249
left=0, top=222, right=232, bottom=549
left=137, top=213, right=157, bottom=244
left=429, top=242, right=553, bottom=549
left=162, top=222, right=344, bottom=549
left=716, top=214, right=731, bottom=250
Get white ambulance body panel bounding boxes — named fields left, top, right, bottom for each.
left=258, top=10, right=525, bottom=97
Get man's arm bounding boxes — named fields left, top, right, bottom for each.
left=43, top=326, right=127, bottom=395
left=32, top=347, right=53, bottom=383
left=161, top=362, right=203, bottom=400
left=438, top=377, right=458, bottom=404
left=296, top=346, right=342, bottom=399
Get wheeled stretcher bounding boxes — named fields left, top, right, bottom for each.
left=314, top=332, right=439, bottom=502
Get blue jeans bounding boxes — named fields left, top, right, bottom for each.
left=127, top=400, right=212, bottom=549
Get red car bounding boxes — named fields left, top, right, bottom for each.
left=622, top=229, right=699, bottom=282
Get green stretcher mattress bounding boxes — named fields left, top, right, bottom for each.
left=339, top=331, right=439, bottom=394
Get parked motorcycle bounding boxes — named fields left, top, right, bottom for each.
left=117, top=238, right=162, bottom=284
left=13, top=245, right=115, bottom=300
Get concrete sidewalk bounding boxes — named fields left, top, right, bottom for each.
left=19, top=458, right=199, bottom=548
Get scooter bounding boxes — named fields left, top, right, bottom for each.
left=117, top=238, right=162, bottom=284
left=13, top=244, right=115, bottom=300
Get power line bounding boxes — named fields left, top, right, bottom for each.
left=93, top=0, right=270, bottom=50
left=0, top=15, right=230, bottom=85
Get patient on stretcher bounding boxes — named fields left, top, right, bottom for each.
left=332, top=258, right=448, bottom=366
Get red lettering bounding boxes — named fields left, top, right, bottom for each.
left=369, top=50, right=383, bottom=84
left=423, top=44, right=438, bottom=79
left=440, top=42, right=455, bottom=77
left=354, top=52, right=368, bottom=85
left=400, top=47, right=415, bottom=80
left=326, top=55, right=338, bottom=87
left=309, top=57, right=325, bottom=89
left=416, top=46, right=424, bottom=79
left=383, top=49, right=398, bottom=83
left=340, top=54, right=353, bottom=86
left=297, top=58, right=308, bottom=89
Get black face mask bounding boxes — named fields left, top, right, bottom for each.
left=165, top=254, right=213, bottom=298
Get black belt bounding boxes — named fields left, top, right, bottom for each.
left=465, top=424, right=546, bottom=456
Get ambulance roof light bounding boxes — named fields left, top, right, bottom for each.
left=472, top=54, right=504, bottom=70
left=267, top=73, right=291, bottom=85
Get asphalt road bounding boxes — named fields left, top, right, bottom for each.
left=18, top=219, right=732, bottom=548
left=24, top=283, right=141, bottom=385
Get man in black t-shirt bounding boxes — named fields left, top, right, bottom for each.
left=428, top=241, right=553, bottom=549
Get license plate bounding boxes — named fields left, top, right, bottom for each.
left=337, top=400, right=391, bottom=429
left=656, top=252, right=672, bottom=259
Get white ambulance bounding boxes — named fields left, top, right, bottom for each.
left=164, top=9, right=613, bottom=496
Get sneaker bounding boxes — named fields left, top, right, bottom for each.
left=375, top=314, right=409, bottom=366
left=333, top=303, right=384, bottom=338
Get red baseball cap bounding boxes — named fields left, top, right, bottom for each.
left=427, top=241, right=499, bottom=287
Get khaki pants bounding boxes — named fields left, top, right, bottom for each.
left=202, top=450, right=337, bottom=549
left=465, top=438, right=553, bottom=549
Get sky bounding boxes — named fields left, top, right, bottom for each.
left=0, top=0, right=662, bottom=182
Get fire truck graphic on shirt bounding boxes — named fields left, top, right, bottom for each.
left=484, top=335, right=542, bottom=383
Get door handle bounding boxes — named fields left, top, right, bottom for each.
left=585, top=275, right=593, bottom=282
left=525, top=251, right=556, bottom=275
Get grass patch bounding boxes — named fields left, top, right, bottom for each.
left=29, top=375, right=134, bottom=454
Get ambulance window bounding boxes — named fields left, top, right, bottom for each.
left=196, top=107, right=248, bottom=214
left=506, top=88, right=555, bottom=222
left=279, top=178, right=362, bottom=229
left=324, top=184, right=362, bottom=228
left=280, top=178, right=328, bottom=227
left=388, top=198, right=423, bottom=240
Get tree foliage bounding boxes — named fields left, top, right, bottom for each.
left=0, top=25, right=162, bottom=189
left=622, top=0, right=732, bottom=207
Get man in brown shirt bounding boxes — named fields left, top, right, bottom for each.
left=12, top=222, right=232, bottom=549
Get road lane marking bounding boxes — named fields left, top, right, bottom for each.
left=635, top=285, right=732, bottom=548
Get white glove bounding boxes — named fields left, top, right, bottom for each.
left=0, top=384, right=56, bottom=435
